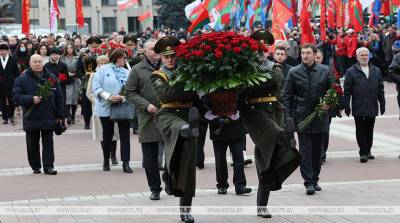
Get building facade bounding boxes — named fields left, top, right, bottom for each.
left=29, top=0, right=156, bottom=35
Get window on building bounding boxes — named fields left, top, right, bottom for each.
left=102, top=17, right=116, bottom=34
left=31, top=0, right=38, bottom=8
left=58, top=0, right=65, bottom=7
left=101, top=0, right=116, bottom=6
left=83, top=0, right=91, bottom=6
left=128, top=17, right=140, bottom=34
left=84, top=18, right=92, bottom=33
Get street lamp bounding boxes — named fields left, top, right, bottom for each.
left=96, top=6, right=101, bottom=35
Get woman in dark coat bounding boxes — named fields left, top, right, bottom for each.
left=240, top=29, right=302, bottom=218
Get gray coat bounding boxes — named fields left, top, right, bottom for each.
left=125, top=58, right=162, bottom=143
left=282, top=63, right=334, bottom=134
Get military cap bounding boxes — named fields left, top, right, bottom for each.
left=123, top=35, right=137, bottom=44
left=86, top=36, right=102, bottom=45
left=154, top=36, right=180, bottom=56
left=250, top=29, right=275, bottom=45
left=49, top=47, right=61, bottom=55
left=83, top=56, right=97, bottom=74
left=0, top=44, right=9, bottom=50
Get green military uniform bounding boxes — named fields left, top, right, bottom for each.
left=150, top=36, right=199, bottom=199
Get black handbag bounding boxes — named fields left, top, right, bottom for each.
left=110, top=101, right=136, bottom=121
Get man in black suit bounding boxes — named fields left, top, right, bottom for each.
left=0, top=44, right=19, bottom=124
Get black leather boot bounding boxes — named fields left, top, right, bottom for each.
left=123, top=161, right=133, bottom=173
left=257, top=183, right=272, bottom=218
left=110, top=140, right=118, bottom=165
left=103, top=159, right=110, bottom=171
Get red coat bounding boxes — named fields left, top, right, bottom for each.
left=345, top=34, right=358, bottom=58
left=328, top=35, right=346, bottom=56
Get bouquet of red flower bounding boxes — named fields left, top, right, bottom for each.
left=25, top=77, right=57, bottom=118
left=171, top=32, right=271, bottom=95
left=58, top=73, right=68, bottom=82
left=297, top=83, right=344, bottom=131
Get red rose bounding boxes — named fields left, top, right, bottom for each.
left=48, top=77, right=57, bottom=86
left=250, top=44, right=259, bottom=51
left=233, top=47, right=241, bottom=54
left=214, top=50, right=223, bottom=59
left=217, top=44, right=225, bottom=49
left=204, top=45, right=212, bottom=51
left=224, top=45, right=232, bottom=51
left=58, top=73, right=68, bottom=82
left=241, top=43, right=248, bottom=49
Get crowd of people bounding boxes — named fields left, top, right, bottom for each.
left=0, top=23, right=399, bottom=223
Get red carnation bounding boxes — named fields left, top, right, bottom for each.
left=48, top=77, right=57, bottom=86
left=332, top=83, right=343, bottom=96
left=214, top=50, right=223, bottom=59
left=58, top=73, right=68, bottom=82
left=233, top=47, right=241, bottom=54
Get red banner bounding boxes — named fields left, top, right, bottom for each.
left=75, top=0, right=84, bottom=28
left=335, top=0, right=344, bottom=28
left=327, top=0, right=336, bottom=29
left=300, top=0, right=315, bottom=45
left=22, top=0, right=30, bottom=36
left=319, top=0, right=327, bottom=41
left=272, top=0, right=293, bottom=40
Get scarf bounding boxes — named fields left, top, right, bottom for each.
left=111, top=63, right=127, bottom=86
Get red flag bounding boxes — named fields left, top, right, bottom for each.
left=22, top=0, right=30, bottom=35
left=327, top=0, right=336, bottom=29
left=300, top=0, right=315, bottom=45
left=348, top=0, right=363, bottom=32
left=291, top=0, right=298, bottom=26
left=138, top=11, right=153, bottom=24
left=53, top=0, right=61, bottom=19
left=335, top=0, right=344, bottom=28
left=319, top=0, right=327, bottom=41
left=76, top=0, right=84, bottom=28
left=272, top=0, right=293, bottom=40
left=188, top=6, right=210, bottom=33
left=381, top=0, right=391, bottom=16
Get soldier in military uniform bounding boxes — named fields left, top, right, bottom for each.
left=150, top=36, right=199, bottom=223
left=76, top=36, right=102, bottom=129
left=239, top=29, right=302, bottom=218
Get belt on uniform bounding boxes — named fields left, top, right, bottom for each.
left=161, top=102, right=192, bottom=109
left=248, top=96, right=277, bottom=104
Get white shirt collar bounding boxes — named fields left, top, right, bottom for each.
left=0, top=54, right=9, bottom=70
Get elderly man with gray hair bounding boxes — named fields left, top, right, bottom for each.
left=343, top=47, right=385, bottom=163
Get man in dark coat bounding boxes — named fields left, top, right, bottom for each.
left=13, top=54, right=64, bottom=175
left=150, top=36, right=199, bottom=223
left=344, top=47, right=385, bottom=163
left=272, top=45, right=293, bottom=84
left=125, top=38, right=166, bottom=201
left=388, top=52, right=400, bottom=119
left=240, top=29, right=301, bottom=218
left=0, top=43, right=19, bottom=124
left=282, top=44, right=334, bottom=195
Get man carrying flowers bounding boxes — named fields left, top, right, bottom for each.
left=282, top=44, right=335, bottom=196
left=150, top=36, right=200, bottom=223
left=13, top=54, right=64, bottom=175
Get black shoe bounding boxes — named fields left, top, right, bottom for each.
left=123, top=161, right=133, bottom=173
left=314, top=184, right=322, bottom=191
left=2, top=119, right=8, bottom=124
left=33, top=169, right=41, bottom=174
left=360, top=155, right=368, bottom=163
left=196, top=163, right=204, bottom=169
left=84, top=124, right=90, bottom=129
left=103, top=160, right=110, bottom=171
left=257, top=207, right=272, bottom=218
left=367, top=153, right=375, bottom=160
left=10, top=117, right=15, bottom=125
left=111, top=156, right=118, bottom=165
left=306, top=185, right=315, bottom=195
left=218, top=187, right=227, bottom=194
left=236, top=186, right=252, bottom=195
left=244, top=159, right=252, bottom=166
left=150, top=191, right=160, bottom=200
left=67, top=118, right=71, bottom=125
left=44, top=168, right=57, bottom=175
left=180, top=213, right=194, bottom=223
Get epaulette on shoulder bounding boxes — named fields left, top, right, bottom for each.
left=153, top=70, right=169, bottom=82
